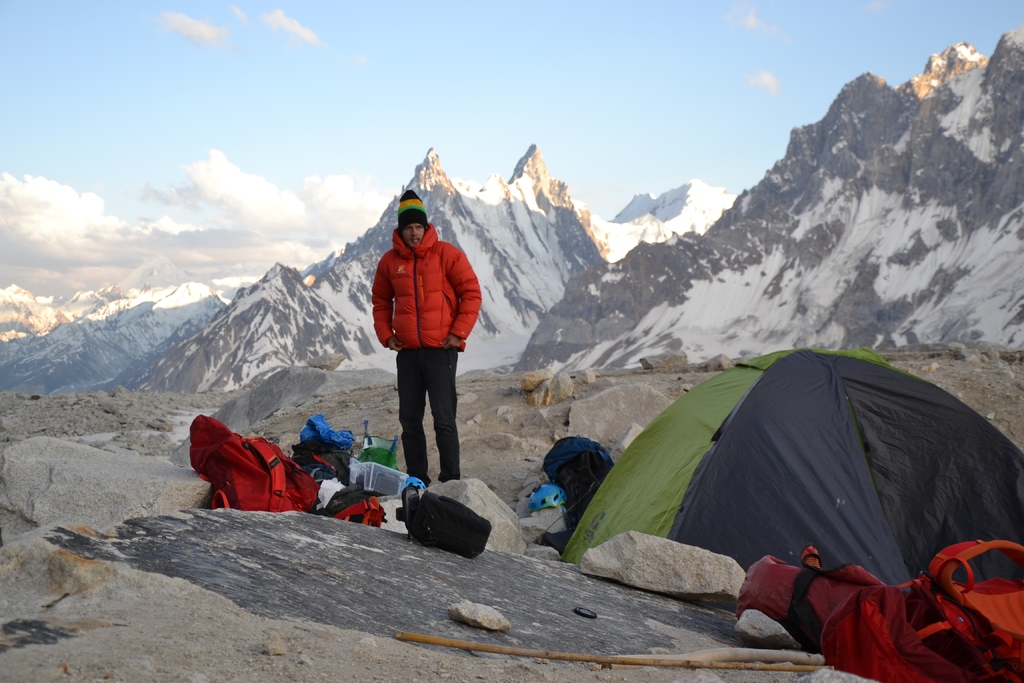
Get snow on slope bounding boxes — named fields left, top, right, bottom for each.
left=520, top=30, right=1024, bottom=371
left=0, top=281, right=225, bottom=393
left=589, top=180, right=736, bottom=262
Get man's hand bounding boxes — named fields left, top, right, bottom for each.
left=443, top=334, right=462, bottom=349
left=386, top=336, right=404, bottom=351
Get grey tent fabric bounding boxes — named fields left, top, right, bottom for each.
left=836, top=356, right=1024, bottom=580
left=669, top=350, right=1024, bottom=584
left=670, top=351, right=909, bottom=584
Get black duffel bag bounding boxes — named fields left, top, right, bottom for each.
left=396, top=487, right=491, bottom=558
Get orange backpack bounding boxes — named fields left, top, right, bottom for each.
left=908, top=541, right=1024, bottom=682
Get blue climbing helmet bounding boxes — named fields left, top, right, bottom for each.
left=529, top=484, right=566, bottom=512
left=403, top=476, right=426, bottom=491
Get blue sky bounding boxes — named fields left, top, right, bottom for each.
left=1, top=1, right=1022, bottom=297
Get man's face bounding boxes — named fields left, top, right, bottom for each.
left=401, top=223, right=426, bottom=247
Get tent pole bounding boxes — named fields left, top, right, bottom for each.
left=394, top=631, right=829, bottom=672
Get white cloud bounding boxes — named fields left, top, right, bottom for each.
left=0, top=155, right=393, bottom=298
left=262, top=9, right=321, bottom=46
left=0, top=173, right=130, bottom=254
left=230, top=5, right=249, bottom=25
left=352, top=55, right=369, bottom=67
left=725, top=2, right=781, bottom=37
left=745, top=70, right=781, bottom=95
left=302, top=174, right=393, bottom=241
left=182, top=150, right=309, bottom=233
left=158, top=11, right=231, bottom=48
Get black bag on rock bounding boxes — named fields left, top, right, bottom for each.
left=397, top=488, right=491, bottom=558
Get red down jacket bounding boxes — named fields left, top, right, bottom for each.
left=371, top=224, right=481, bottom=351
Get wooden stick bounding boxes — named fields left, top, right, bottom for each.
left=394, top=631, right=829, bottom=673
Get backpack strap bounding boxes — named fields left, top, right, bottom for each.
left=211, top=489, right=231, bottom=509
left=931, top=540, right=1024, bottom=606
left=245, top=440, right=286, bottom=511
left=786, top=567, right=824, bottom=652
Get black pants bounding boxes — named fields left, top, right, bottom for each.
left=397, top=347, right=460, bottom=485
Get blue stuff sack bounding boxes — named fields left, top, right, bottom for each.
left=300, top=414, right=354, bottom=450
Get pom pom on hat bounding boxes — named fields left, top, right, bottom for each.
left=397, top=190, right=428, bottom=229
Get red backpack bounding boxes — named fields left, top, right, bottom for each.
left=190, top=415, right=319, bottom=513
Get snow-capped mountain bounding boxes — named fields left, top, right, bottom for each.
left=135, top=146, right=605, bottom=392
left=131, top=265, right=354, bottom=392
left=0, top=280, right=226, bottom=393
left=0, top=285, right=74, bottom=341
left=518, top=32, right=1024, bottom=371
left=588, top=180, right=737, bottom=262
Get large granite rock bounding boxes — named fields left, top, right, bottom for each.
left=429, top=479, right=527, bottom=554
left=0, top=437, right=210, bottom=545
left=567, top=383, right=672, bottom=448
left=580, top=531, right=745, bottom=602
left=170, top=367, right=396, bottom=466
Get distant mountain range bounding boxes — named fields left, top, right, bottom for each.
left=4, top=27, right=1024, bottom=393
left=519, top=32, right=1024, bottom=370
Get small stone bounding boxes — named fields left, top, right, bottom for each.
left=965, top=355, right=983, bottom=365
left=496, top=405, right=511, bottom=416
left=704, top=354, right=734, bottom=372
left=525, top=544, right=563, bottom=561
left=679, top=382, right=694, bottom=392
left=639, top=353, right=688, bottom=371
left=526, top=380, right=553, bottom=406
left=461, top=392, right=479, bottom=405
left=549, top=373, right=574, bottom=403
left=577, top=368, right=599, bottom=384
left=987, top=412, right=996, bottom=420
left=521, top=369, right=554, bottom=392
left=735, top=609, right=800, bottom=649
left=447, top=599, right=511, bottom=631
left=266, top=632, right=287, bottom=656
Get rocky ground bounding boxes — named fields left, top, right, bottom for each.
left=2, top=341, right=1023, bottom=682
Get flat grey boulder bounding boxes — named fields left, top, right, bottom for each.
left=735, top=608, right=800, bottom=649
left=430, top=479, right=527, bottom=554
left=568, top=383, right=672, bottom=448
left=4, top=509, right=744, bottom=658
left=170, top=367, right=396, bottom=466
left=447, top=599, right=511, bottom=631
left=580, top=530, right=745, bottom=602
left=0, top=437, right=210, bottom=545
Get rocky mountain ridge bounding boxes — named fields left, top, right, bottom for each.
left=134, top=146, right=608, bottom=391
left=517, top=28, right=1024, bottom=371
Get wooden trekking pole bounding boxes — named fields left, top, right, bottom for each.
left=394, top=631, right=829, bottom=673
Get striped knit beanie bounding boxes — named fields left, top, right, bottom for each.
left=397, top=190, right=428, bottom=230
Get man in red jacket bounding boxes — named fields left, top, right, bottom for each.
left=371, top=190, right=482, bottom=485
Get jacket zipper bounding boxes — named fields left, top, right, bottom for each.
left=412, top=251, right=424, bottom=347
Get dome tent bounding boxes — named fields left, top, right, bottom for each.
left=562, top=348, right=1024, bottom=585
